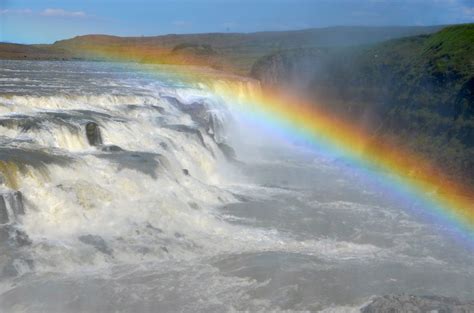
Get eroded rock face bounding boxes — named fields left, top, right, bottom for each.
left=218, top=143, right=236, bottom=161
left=361, top=295, right=474, bottom=313
left=163, top=124, right=206, bottom=147
left=0, top=191, right=25, bottom=225
left=85, top=122, right=103, bottom=146
left=250, top=48, right=327, bottom=91
left=163, top=96, right=228, bottom=143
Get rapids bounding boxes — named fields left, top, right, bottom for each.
left=0, top=60, right=473, bottom=312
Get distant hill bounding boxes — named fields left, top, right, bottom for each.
left=0, top=43, right=73, bottom=60
left=1, top=25, right=444, bottom=74
left=251, top=24, right=474, bottom=187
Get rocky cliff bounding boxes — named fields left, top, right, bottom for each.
left=251, top=24, right=474, bottom=187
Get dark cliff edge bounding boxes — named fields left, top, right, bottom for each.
left=251, top=24, right=474, bottom=189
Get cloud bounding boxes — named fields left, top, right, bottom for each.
left=0, top=9, right=32, bottom=15
left=40, top=8, right=87, bottom=18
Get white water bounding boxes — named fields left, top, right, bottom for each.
left=0, top=60, right=473, bottom=312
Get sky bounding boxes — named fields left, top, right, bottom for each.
left=0, top=0, right=473, bottom=44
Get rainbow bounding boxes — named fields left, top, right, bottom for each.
left=70, top=46, right=474, bottom=247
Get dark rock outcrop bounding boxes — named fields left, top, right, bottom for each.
left=95, top=150, right=163, bottom=178
left=361, top=295, right=474, bottom=313
left=218, top=143, right=237, bottom=161
left=0, top=191, right=25, bottom=225
left=163, top=96, right=229, bottom=143
left=85, top=122, right=103, bottom=146
left=251, top=48, right=328, bottom=91
left=79, top=234, right=113, bottom=255
left=100, top=145, right=123, bottom=152
left=163, top=124, right=206, bottom=147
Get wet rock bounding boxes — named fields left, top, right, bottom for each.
left=182, top=169, right=190, bottom=176
left=218, top=143, right=237, bottom=161
left=85, top=122, right=103, bottom=146
left=163, top=124, right=206, bottom=147
left=125, top=104, right=165, bottom=114
left=95, top=150, right=163, bottom=179
left=164, top=96, right=228, bottom=142
left=0, top=115, right=42, bottom=132
left=0, top=191, right=25, bottom=225
left=164, top=96, right=208, bottom=124
left=361, top=294, right=474, bottom=313
left=0, top=146, right=72, bottom=171
left=159, top=142, right=168, bottom=150
left=0, top=201, right=7, bottom=224
left=100, top=145, right=123, bottom=152
left=208, top=111, right=226, bottom=143
left=0, top=225, right=31, bottom=248
left=188, top=202, right=199, bottom=210
left=78, top=234, right=113, bottom=255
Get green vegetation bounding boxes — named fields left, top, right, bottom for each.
left=251, top=24, right=474, bottom=187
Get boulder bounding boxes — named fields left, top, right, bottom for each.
left=85, top=122, right=103, bottom=146
left=100, top=145, right=123, bottom=152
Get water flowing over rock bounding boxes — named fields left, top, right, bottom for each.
left=79, top=234, right=113, bottom=255
left=0, top=60, right=473, bottom=312
left=0, top=190, right=24, bottom=225
left=163, top=124, right=207, bottom=147
left=361, top=295, right=474, bottom=313
left=218, top=143, right=236, bottom=161
left=85, top=121, right=103, bottom=146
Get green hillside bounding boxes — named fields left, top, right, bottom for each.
left=1, top=26, right=443, bottom=75
left=251, top=24, right=474, bottom=187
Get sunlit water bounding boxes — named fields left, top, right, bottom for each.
left=0, top=60, right=472, bottom=312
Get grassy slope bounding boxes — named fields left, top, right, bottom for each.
left=0, top=43, right=73, bottom=60
left=372, top=25, right=474, bottom=183
left=1, top=26, right=443, bottom=75
left=252, top=24, right=474, bottom=186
